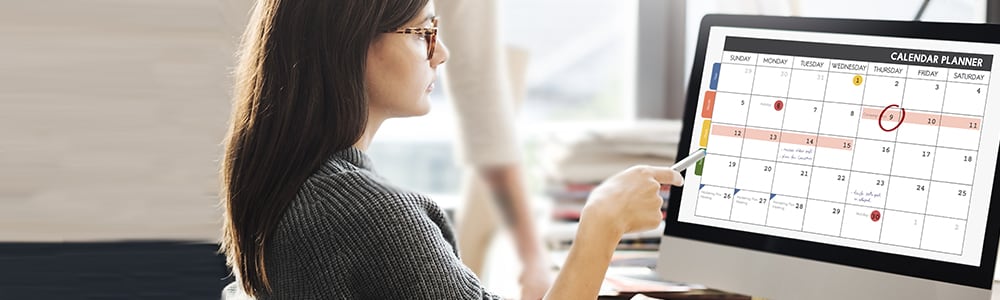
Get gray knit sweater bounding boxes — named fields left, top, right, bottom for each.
left=222, top=147, right=503, bottom=299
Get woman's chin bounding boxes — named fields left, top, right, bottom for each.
left=410, top=106, right=431, bottom=117
left=393, top=101, right=431, bottom=118
left=413, top=97, right=432, bottom=116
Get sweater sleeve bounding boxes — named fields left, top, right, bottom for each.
left=436, top=0, right=522, bottom=167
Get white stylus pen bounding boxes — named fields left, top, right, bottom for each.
left=671, top=149, right=707, bottom=172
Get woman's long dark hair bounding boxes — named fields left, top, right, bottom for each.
left=220, top=0, right=429, bottom=297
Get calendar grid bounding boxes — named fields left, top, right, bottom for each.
left=722, top=49, right=756, bottom=221
left=836, top=61, right=868, bottom=238
left=699, top=39, right=990, bottom=255
left=701, top=184, right=969, bottom=222
left=828, top=60, right=865, bottom=240
left=707, top=120, right=981, bottom=152
left=761, top=59, right=793, bottom=228
left=917, top=71, right=950, bottom=251
left=799, top=60, right=832, bottom=232
left=958, top=76, right=993, bottom=255
left=876, top=70, right=908, bottom=243
left=692, top=185, right=975, bottom=257
left=706, top=153, right=976, bottom=187
left=712, top=91, right=987, bottom=118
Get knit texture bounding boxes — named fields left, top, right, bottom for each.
left=222, top=147, right=502, bottom=299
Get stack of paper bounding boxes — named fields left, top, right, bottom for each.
left=539, top=120, right=683, bottom=183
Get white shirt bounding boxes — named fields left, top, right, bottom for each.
left=437, top=0, right=522, bottom=167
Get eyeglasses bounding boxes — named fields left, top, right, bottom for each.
left=385, top=17, right=438, bottom=60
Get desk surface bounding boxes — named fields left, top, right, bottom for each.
left=487, top=221, right=1000, bottom=300
left=599, top=281, right=1000, bottom=300
left=598, top=289, right=751, bottom=300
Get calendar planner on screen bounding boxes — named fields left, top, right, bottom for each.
left=678, top=29, right=1000, bottom=267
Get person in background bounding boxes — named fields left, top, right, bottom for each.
left=435, top=0, right=551, bottom=299
left=219, top=0, right=684, bottom=299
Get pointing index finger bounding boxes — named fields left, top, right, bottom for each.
left=642, top=165, right=685, bottom=187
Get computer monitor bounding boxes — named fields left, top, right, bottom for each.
left=661, top=15, right=1000, bottom=300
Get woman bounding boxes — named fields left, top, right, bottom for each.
left=220, top=0, right=684, bottom=299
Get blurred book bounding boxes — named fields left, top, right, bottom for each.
left=549, top=250, right=704, bottom=297
left=537, top=120, right=683, bottom=251
left=547, top=182, right=670, bottom=221
left=539, top=120, right=682, bottom=183
left=603, top=267, right=696, bottom=294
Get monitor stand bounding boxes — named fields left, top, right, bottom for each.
left=657, top=236, right=991, bottom=300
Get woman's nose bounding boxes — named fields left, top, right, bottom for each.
left=431, top=38, right=449, bottom=67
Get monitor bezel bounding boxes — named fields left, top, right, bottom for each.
left=665, top=14, right=1000, bottom=290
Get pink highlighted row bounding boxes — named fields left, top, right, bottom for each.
left=711, top=124, right=855, bottom=150
left=860, top=107, right=981, bottom=130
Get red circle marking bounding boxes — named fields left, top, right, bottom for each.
left=878, top=104, right=906, bottom=132
left=871, top=210, right=881, bottom=222
left=774, top=100, right=784, bottom=111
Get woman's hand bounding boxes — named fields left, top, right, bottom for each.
left=582, top=165, right=684, bottom=237
left=544, top=165, right=684, bottom=300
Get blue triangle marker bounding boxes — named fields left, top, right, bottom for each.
left=734, top=189, right=741, bottom=194
left=770, top=193, right=777, bottom=200
left=700, top=184, right=705, bottom=190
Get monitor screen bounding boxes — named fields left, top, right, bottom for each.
left=665, top=16, right=1000, bottom=289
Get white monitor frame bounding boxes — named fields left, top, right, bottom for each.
left=659, top=237, right=990, bottom=299
left=660, top=14, right=1000, bottom=300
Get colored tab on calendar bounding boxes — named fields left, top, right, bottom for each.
left=699, top=120, right=712, bottom=147
left=694, top=155, right=705, bottom=176
left=710, top=63, right=721, bottom=90
left=702, top=91, right=716, bottom=118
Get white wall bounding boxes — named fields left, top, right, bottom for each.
left=0, top=0, right=251, bottom=242
left=684, top=0, right=987, bottom=86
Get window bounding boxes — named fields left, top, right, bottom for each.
left=502, top=0, right=638, bottom=122
left=684, top=0, right=987, bottom=83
